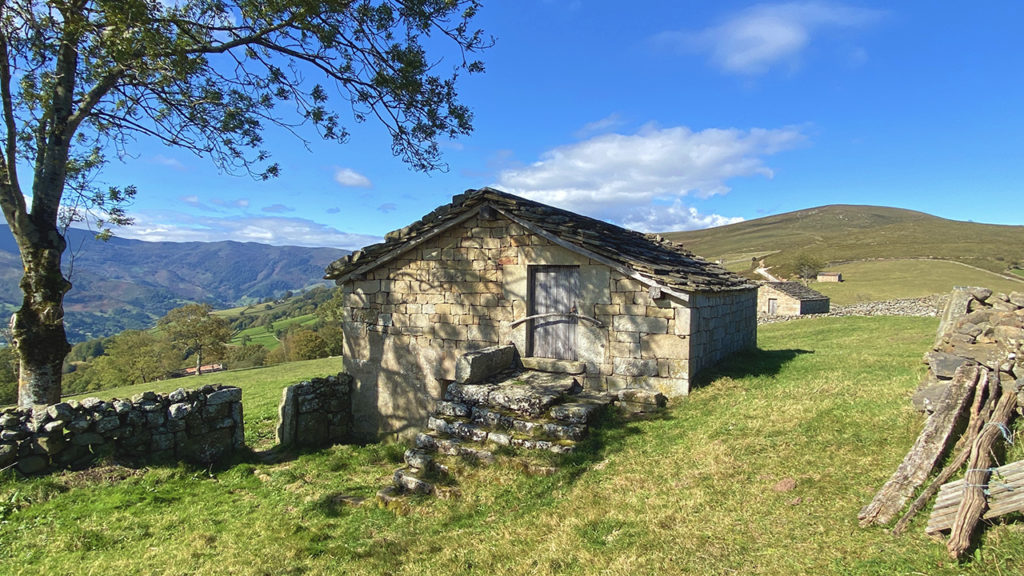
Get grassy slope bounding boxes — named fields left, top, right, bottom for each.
left=813, top=260, right=1024, bottom=305
left=664, top=204, right=1024, bottom=277
left=3, top=317, right=1022, bottom=575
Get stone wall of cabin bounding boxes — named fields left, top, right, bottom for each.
left=341, top=211, right=756, bottom=440
left=688, top=290, right=759, bottom=378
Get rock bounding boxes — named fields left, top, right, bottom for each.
left=80, top=397, right=105, bottom=410
left=0, top=412, right=21, bottom=428
left=113, top=400, right=132, bottom=415
left=1009, top=291, right=1024, bottom=308
left=168, top=388, right=187, bottom=403
left=404, top=449, right=435, bottom=471
left=206, top=387, right=242, bottom=405
left=925, top=351, right=970, bottom=379
left=94, top=416, right=120, bottom=434
left=42, top=420, right=65, bottom=434
left=45, top=403, right=74, bottom=422
left=168, top=403, right=192, bottom=420
left=16, top=455, right=48, bottom=475
left=969, top=287, right=993, bottom=302
left=0, top=443, right=16, bottom=467
left=71, top=432, right=105, bottom=446
left=617, top=389, right=668, bottom=407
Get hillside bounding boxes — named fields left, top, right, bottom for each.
left=664, top=205, right=1024, bottom=278
left=1, top=226, right=349, bottom=342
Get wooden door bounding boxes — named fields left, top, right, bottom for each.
left=529, top=266, right=579, bottom=360
left=768, top=298, right=778, bottom=316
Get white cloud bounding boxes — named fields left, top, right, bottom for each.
left=622, top=201, right=745, bottom=233
left=151, top=154, right=186, bottom=170
left=119, top=212, right=381, bottom=250
left=495, top=123, right=804, bottom=230
left=656, top=2, right=884, bottom=75
left=261, top=204, right=295, bottom=213
left=333, top=167, right=372, bottom=188
left=575, top=114, right=626, bottom=138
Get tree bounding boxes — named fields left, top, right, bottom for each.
left=97, top=329, right=175, bottom=385
left=158, top=303, right=231, bottom=375
left=793, top=253, right=825, bottom=281
left=0, top=1, right=488, bottom=409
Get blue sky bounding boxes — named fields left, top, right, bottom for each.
left=102, top=1, right=1024, bottom=249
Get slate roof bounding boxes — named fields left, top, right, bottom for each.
left=763, top=282, right=830, bottom=301
left=325, top=187, right=755, bottom=293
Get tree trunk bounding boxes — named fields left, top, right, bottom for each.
left=11, top=226, right=71, bottom=411
left=195, top=350, right=203, bottom=375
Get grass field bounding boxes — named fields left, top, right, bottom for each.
left=2, top=317, right=1022, bottom=575
left=811, top=259, right=1024, bottom=305
left=227, top=313, right=319, bottom=349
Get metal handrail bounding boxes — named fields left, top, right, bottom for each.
left=508, top=312, right=605, bottom=329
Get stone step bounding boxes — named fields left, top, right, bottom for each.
left=414, top=432, right=496, bottom=464
left=392, top=467, right=435, bottom=495
left=426, top=416, right=578, bottom=454
left=548, top=393, right=613, bottom=425
left=403, top=448, right=450, bottom=475
left=468, top=405, right=587, bottom=441
left=445, top=372, right=582, bottom=418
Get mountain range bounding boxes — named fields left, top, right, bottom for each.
left=1, top=226, right=348, bottom=342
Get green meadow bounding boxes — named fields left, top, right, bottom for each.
left=2, top=316, right=1022, bottom=575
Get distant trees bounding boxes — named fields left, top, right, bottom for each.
left=794, top=254, right=826, bottom=281
left=159, top=304, right=232, bottom=375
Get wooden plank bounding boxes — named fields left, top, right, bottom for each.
left=926, top=460, right=1024, bottom=533
left=859, top=364, right=981, bottom=526
left=946, top=390, right=1018, bottom=559
left=892, top=368, right=995, bottom=535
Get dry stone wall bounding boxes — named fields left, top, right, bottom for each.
left=913, top=288, right=1024, bottom=415
left=0, top=385, right=244, bottom=475
left=276, top=374, right=353, bottom=448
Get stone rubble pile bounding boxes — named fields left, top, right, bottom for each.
left=0, top=385, right=244, bottom=475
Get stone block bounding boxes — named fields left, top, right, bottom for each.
left=455, top=344, right=517, bottom=384
left=674, top=307, right=692, bottom=336
left=613, top=315, right=668, bottom=334
left=641, top=334, right=689, bottom=359
left=613, top=358, right=659, bottom=377
left=207, top=387, right=242, bottom=405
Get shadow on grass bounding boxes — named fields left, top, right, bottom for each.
left=689, top=347, right=814, bottom=391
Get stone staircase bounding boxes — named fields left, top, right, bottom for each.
left=379, top=369, right=615, bottom=501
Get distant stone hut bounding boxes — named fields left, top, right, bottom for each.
left=758, top=282, right=830, bottom=316
left=325, top=188, right=757, bottom=441
left=817, top=271, right=843, bottom=283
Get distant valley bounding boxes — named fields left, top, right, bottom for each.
left=0, top=226, right=348, bottom=342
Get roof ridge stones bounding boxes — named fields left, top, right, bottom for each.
left=765, top=281, right=830, bottom=301
left=325, top=187, right=754, bottom=293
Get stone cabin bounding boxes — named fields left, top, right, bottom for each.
left=325, top=188, right=758, bottom=441
left=817, top=271, right=843, bottom=283
left=758, top=282, right=830, bottom=316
